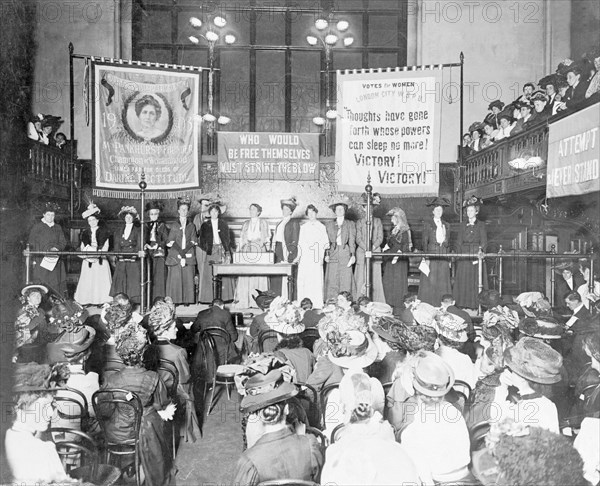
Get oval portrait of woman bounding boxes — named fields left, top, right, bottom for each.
left=122, top=92, right=173, bottom=143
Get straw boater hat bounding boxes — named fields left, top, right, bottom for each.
left=280, top=196, right=298, bottom=212
left=434, top=310, right=468, bottom=343
left=504, top=337, right=563, bottom=384
left=21, top=283, right=48, bottom=297
left=82, top=203, right=100, bottom=219
left=329, top=196, right=351, bottom=212
left=411, top=351, right=455, bottom=397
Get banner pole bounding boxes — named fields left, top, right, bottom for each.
left=365, top=175, right=373, bottom=299
left=69, top=42, right=75, bottom=219
left=139, top=173, right=147, bottom=314
left=459, top=52, right=465, bottom=223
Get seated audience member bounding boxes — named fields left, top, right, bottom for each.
left=492, top=337, right=561, bottom=433
left=54, top=132, right=68, bottom=150
left=494, top=111, right=515, bottom=140
left=148, top=296, right=200, bottom=443
left=233, top=366, right=323, bottom=485
left=512, top=99, right=538, bottom=135
left=584, top=47, right=600, bottom=101
left=95, top=297, right=133, bottom=370
left=481, top=122, right=496, bottom=148
left=574, top=417, right=600, bottom=486
left=569, top=331, right=600, bottom=423
left=557, top=63, right=590, bottom=111
left=433, top=309, right=476, bottom=389
left=369, top=315, right=408, bottom=383
left=530, top=90, right=550, bottom=123
left=266, top=298, right=315, bottom=383
left=468, top=122, right=484, bottom=152
left=473, top=419, right=588, bottom=486
left=320, top=371, right=420, bottom=486
left=248, top=290, right=277, bottom=351
left=399, top=293, right=437, bottom=327
left=45, top=299, right=93, bottom=365
left=6, top=363, right=75, bottom=484
left=14, top=283, right=50, bottom=363
left=483, top=100, right=504, bottom=129
left=337, top=290, right=354, bottom=313
left=539, top=73, right=562, bottom=115
left=299, top=297, right=323, bottom=328
left=440, top=294, right=477, bottom=360
left=399, top=352, right=473, bottom=485
left=98, top=323, right=176, bottom=486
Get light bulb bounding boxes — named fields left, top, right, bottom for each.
left=343, top=36, right=354, bottom=47
left=325, top=34, right=338, bottom=46
left=312, top=116, right=326, bottom=126
left=218, top=116, right=231, bottom=125
left=188, top=35, right=200, bottom=44
left=315, top=18, right=328, bottom=30
left=213, top=16, right=226, bottom=28
left=203, top=113, right=217, bottom=122
left=189, top=17, right=202, bottom=28
left=336, top=20, right=349, bottom=32
left=205, top=31, right=219, bottom=42
left=306, top=36, right=318, bottom=46
left=224, top=34, right=236, bottom=45
left=326, top=109, right=337, bottom=119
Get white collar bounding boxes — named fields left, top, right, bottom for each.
left=41, top=218, right=55, bottom=228
left=336, top=217, right=345, bottom=225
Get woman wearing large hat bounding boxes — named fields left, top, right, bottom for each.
left=110, top=205, right=142, bottom=303
left=324, top=196, right=357, bottom=300
left=14, top=283, right=49, bottom=363
left=418, top=197, right=452, bottom=306
left=74, top=202, right=112, bottom=305
left=28, top=202, right=68, bottom=296
left=145, top=200, right=169, bottom=301
left=399, top=351, right=473, bottom=485
left=233, top=358, right=323, bottom=485
left=484, top=100, right=504, bottom=129
left=453, top=196, right=487, bottom=309
left=271, top=197, right=300, bottom=299
left=382, top=207, right=412, bottom=314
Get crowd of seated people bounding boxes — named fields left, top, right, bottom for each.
left=7, top=250, right=600, bottom=485
left=462, top=49, right=600, bottom=158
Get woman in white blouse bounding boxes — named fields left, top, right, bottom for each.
left=74, top=203, right=112, bottom=305
left=234, top=203, right=270, bottom=308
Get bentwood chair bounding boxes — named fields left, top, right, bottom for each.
left=318, top=383, right=340, bottom=429
left=92, top=389, right=143, bottom=486
left=299, top=328, right=320, bottom=352
left=295, top=382, right=320, bottom=428
left=258, top=329, right=279, bottom=353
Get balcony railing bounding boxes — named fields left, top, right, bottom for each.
left=26, top=141, right=76, bottom=200
left=462, top=122, right=548, bottom=199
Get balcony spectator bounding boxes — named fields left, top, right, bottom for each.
left=494, top=112, right=515, bottom=141
left=481, top=122, right=496, bottom=149
left=54, top=132, right=68, bottom=150
left=539, top=74, right=562, bottom=116
left=460, top=132, right=472, bottom=158
left=512, top=100, right=538, bottom=135
left=468, top=122, right=484, bottom=152
left=557, top=63, right=590, bottom=111
left=483, top=100, right=504, bottom=129
left=530, top=91, right=550, bottom=123
left=511, top=82, right=536, bottom=120
left=584, top=47, right=600, bottom=102
left=27, top=114, right=44, bottom=141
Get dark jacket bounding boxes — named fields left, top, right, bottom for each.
left=555, top=271, right=586, bottom=304
left=273, top=218, right=300, bottom=263
left=199, top=218, right=232, bottom=255
left=325, top=219, right=356, bottom=256
left=113, top=223, right=140, bottom=259
left=191, top=305, right=239, bottom=371
left=166, top=218, right=197, bottom=266
left=456, top=219, right=487, bottom=252
left=80, top=226, right=111, bottom=265
left=145, top=220, right=169, bottom=254
left=565, top=80, right=590, bottom=110
left=421, top=218, right=450, bottom=252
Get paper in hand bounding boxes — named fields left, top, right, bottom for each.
left=419, top=258, right=430, bottom=276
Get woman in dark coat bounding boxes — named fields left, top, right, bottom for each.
left=383, top=207, right=412, bottom=314
left=199, top=202, right=234, bottom=301
left=145, top=200, right=169, bottom=301
left=418, top=197, right=452, bottom=306
left=99, top=323, right=175, bottom=486
left=166, top=196, right=197, bottom=305
left=110, top=206, right=141, bottom=303
left=454, top=196, right=487, bottom=309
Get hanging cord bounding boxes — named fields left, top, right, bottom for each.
left=84, top=58, right=90, bottom=126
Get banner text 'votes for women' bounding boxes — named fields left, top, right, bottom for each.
left=336, top=70, right=445, bottom=196
left=93, top=63, right=200, bottom=192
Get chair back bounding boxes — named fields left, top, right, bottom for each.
left=305, top=425, right=327, bottom=456
left=258, top=329, right=279, bottom=353
left=200, top=326, right=232, bottom=365
left=295, top=382, right=320, bottom=428
left=158, top=366, right=179, bottom=398
left=49, top=427, right=97, bottom=474
left=330, top=422, right=346, bottom=444
left=299, top=328, right=320, bottom=351
left=451, top=379, right=473, bottom=414
left=469, top=421, right=491, bottom=452
left=319, top=382, right=340, bottom=429
left=92, top=389, right=143, bottom=446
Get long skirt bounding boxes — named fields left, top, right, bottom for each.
left=324, top=246, right=354, bottom=300
left=32, top=259, right=67, bottom=296
left=271, top=242, right=288, bottom=298
left=196, top=247, right=212, bottom=303
left=418, top=258, right=452, bottom=306
left=454, top=259, right=487, bottom=309
left=353, top=249, right=386, bottom=302
left=74, top=258, right=112, bottom=305
left=166, top=263, right=195, bottom=304
left=110, top=260, right=140, bottom=303
left=207, top=244, right=235, bottom=302
left=140, top=410, right=175, bottom=486
left=297, top=261, right=325, bottom=309
left=149, top=256, right=167, bottom=301
left=382, top=258, right=408, bottom=314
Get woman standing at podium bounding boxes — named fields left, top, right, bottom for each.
left=234, top=203, right=270, bottom=309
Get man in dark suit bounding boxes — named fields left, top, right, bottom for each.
left=565, top=291, right=592, bottom=334
left=554, top=263, right=586, bottom=307
left=191, top=299, right=239, bottom=379
left=563, top=292, right=595, bottom=384
left=558, top=64, right=590, bottom=111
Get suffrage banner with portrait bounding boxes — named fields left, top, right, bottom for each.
left=336, top=69, right=453, bottom=196
left=93, top=63, right=201, bottom=197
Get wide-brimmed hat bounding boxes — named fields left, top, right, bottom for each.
left=519, top=317, right=563, bottom=340
left=253, top=290, right=278, bottom=310
left=118, top=205, right=139, bottom=219
left=538, top=73, right=558, bottom=89
left=426, top=197, right=451, bottom=208
left=434, top=310, right=468, bottom=342
left=148, top=297, right=176, bottom=336
left=488, top=100, right=504, bottom=111
left=145, top=200, right=164, bottom=212
left=82, top=203, right=101, bottom=219
left=265, top=298, right=305, bottom=335
left=359, top=193, right=380, bottom=206
left=280, top=196, right=298, bottom=212
left=478, top=290, right=503, bottom=308
left=329, top=196, right=351, bottom=212
left=469, top=122, right=485, bottom=134
left=328, top=330, right=378, bottom=369
left=553, top=261, right=575, bottom=273
left=504, top=337, right=563, bottom=384
left=46, top=325, right=97, bottom=364
left=371, top=315, right=404, bottom=344
left=412, top=351, right=455, bottom=397
left=49, top=300, right=88, bottom=332
left=42, top=202, right=61, bottom=214
left=463, top=195, right=483, bottom=208
left=239, top=368, right=298, bottom=414
left=530, top=90, right=549, bottom=103
left=498, top=111, right=515, bottom=124
left=517, top=99, right=533, bottom=110
left=365, top=301, right=394, bottom=318
left=13, top=362, right=67, bottom=394
left=21, top=283, right=48, bottom=297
